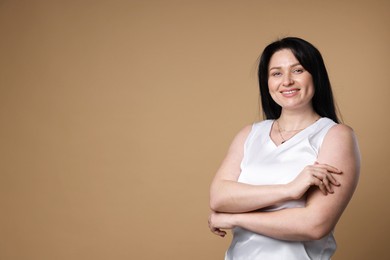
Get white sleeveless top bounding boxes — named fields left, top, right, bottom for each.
left=225, top=117, right=337, bottom=260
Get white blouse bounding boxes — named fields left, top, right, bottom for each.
left=225, top=117, right=337, bottom=260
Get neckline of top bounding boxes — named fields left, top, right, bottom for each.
left=268, top=117, right=325, bottom=147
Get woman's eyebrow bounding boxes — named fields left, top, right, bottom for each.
left=269, top=62, right=301, bottom=71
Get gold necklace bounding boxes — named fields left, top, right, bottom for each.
left=275, top=118, right=319, bottom=144
left=275, top=120, right=294, bottom=144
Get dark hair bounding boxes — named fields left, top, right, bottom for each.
left=258, top=37, right=340, bottom=123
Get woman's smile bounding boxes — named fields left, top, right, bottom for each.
left=268, top=49, right=315, bottom=111
left=280, top=88, right=300, bottom=97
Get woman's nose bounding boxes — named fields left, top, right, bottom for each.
left=282, top=73, right=294, bottom=86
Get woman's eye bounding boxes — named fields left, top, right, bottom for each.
left=293, top=68, right=304, bottom=73
left=271, top=72, right=282, bottom=77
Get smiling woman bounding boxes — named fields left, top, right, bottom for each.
left=268, top=50, right=315, bottom=112
left=208, top=37, right=361, bottom=260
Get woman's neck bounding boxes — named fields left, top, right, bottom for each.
left=277, top=110, right=320, bottom=131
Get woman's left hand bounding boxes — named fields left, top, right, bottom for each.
left=208, top=211, right=235, bottom=237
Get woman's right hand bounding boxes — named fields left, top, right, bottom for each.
left=287, top=162, right=342, bottom=199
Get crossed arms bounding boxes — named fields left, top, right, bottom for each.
left=208, top=124, right=360, bottom=241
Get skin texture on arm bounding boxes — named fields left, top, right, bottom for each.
left=210, top=124, right=361, bottom=241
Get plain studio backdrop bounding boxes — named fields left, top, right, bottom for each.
left=0, top=0, right=389, bottom=259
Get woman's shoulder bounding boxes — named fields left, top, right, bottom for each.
left=318, top=122, right=361, bottom=178
left=328, top=123, right=356, bottom=138
left=316, top=118, right=354, bottom=136
left=323, top=123, right=359, bottom=150
left=319, top=118, right=354, bottom=132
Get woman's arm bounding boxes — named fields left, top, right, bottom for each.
left=210, top=124, right=361, bottom=240
left=210, top=125, right=295, bottom=213
left=209, top=124, right=340, bottom=213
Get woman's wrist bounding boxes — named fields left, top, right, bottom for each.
left=231, top=213, right=241, bottom=228
left=283, top=182, right=297, bottom=200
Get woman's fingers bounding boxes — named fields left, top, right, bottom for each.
left=322, top=175, right=334, bottom=194
left=317, top=180, right=328, bottom=195
left=320, top=176, right=331, bottom=194
left=315, top=162, right=342, bottom=174
left=311, top=165, right=342, bottom=194
left=324, top=173, right=340, bottom=190
left=211, top=227, right=226, bottom=237
left=208, top=212, right=227, bottom=237
left=326, top=172, right=340, bottom=186
left=291, top=163, right=341, bottom=198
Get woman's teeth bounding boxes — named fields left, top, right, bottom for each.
left=282, top=90, right=297, bottom=94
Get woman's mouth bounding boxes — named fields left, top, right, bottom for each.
left=281, top=89, right=299, bottom=94
left=280, top=89, right=300, bottom=97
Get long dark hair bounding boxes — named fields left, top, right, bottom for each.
left=258, top=37, right=340, bottom=123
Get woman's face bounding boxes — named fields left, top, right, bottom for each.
left=268, top=49, right=315, bottom=112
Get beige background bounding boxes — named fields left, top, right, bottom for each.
left=0, top=0, right=389, bottom=259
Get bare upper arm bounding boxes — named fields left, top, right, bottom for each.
left=305, top=124, right=361, bottom=234
left=211, top=124, right=253, bottom=183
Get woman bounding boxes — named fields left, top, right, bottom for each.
left=208, top=37, right=360, bottom=259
